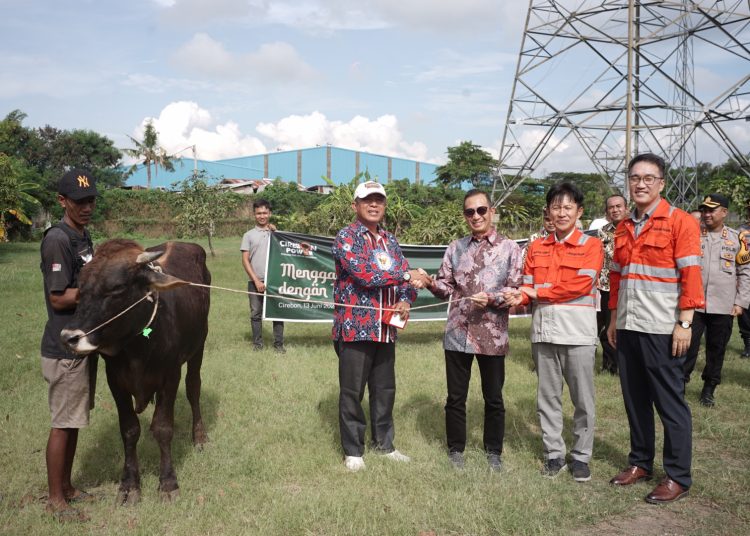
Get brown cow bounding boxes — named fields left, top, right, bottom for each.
left=61, top=239, right=210, bottom=504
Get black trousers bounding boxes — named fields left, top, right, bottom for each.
left=617, top=329, right=692, bottom=489
left=739, top=308, right=750, bottom=342
left=335, top=340, right=396, bottom=457
left=444, top=350, right=506, bottom=455
left=683, top=312, right=734, bottom=386
left=597, top=291, right=618, bottom=373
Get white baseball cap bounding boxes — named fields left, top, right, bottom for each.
left=353, top=181, right=387, bottom=201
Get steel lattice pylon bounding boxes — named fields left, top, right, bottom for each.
left=492, top=0, right=750, bottom=209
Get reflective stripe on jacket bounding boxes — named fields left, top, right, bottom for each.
left=609, top=198, right=704, bottom=334
left=521, top=228, right=603, bottom=345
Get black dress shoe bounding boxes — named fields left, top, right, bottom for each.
left=699, top=383, right=716, bottom=407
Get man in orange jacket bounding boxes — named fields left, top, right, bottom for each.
left=607, top=153, right=704, bottom=504
left=506, top=182, right=603, bottom=483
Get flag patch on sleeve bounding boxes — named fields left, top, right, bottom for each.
left=52, top=263, right=62, bottom=272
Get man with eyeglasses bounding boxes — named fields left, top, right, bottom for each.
left=606, top=153, right=704, bottom=504
left=682, top=194, right=750, bottom=407
left=331, top=181, right=429, bottom=472
left=424, top=189, right=523, bottom=472
left=505, top=182, right=603, bottom=483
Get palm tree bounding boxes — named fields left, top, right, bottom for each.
left=123, top=121, right=175, bottom=189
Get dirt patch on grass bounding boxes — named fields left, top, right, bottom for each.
left=573, top=499, right=746, bottom=536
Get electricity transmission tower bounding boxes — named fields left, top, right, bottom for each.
left=492, top=0, right=750, bottom=209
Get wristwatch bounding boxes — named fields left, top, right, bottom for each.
left=403, top=271, right=411, bottom=282
left=676, top=320, right=692, bottom=329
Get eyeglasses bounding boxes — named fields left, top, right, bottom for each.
left=463, top=206, right=489, bottom=217
left=628, top=174, right=662, bottom=185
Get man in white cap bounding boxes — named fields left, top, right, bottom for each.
left=331, top=181, right=429, bottom=472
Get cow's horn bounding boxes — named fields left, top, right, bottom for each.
left=136, top=251, right=164, bottom=265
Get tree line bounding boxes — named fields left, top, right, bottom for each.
left=1, top=111, right=748, bottom=243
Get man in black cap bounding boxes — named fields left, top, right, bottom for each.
left=738, top=198, right=750, bottom=358
left=40, top=168, right=98, bottom=521
left=683, top=193, right=750, bottom=406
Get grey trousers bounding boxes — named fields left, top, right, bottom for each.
left=532, top=342, right=596, bottom=463
left=248, top=280, right=284, bottom=348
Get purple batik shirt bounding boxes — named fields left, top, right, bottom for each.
left=429, top=228, right=523, bottom=356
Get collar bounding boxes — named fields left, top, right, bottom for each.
left=254, top=225, right=271, bottom=232
left=605, top=220, right=624, bottom=232
left=352, top=219, right=385, bottom=238
left=543, top=227, right=582, bottom=246
left=59, top=218, right=86, bottom=238
left=470, top=227, right=500, bottom=245
left=631, top=197, right=667, bottom=222
left=702, top=224, right=728, bottom=238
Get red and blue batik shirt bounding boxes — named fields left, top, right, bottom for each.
left=332, top=220, right=417, bottom=343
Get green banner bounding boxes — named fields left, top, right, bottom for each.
left=263, top=231, right=450, bottom=322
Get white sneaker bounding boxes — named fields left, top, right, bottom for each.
left=384, top=449, right=410, bottom=463
left=344, top=456, right=365, bottom=472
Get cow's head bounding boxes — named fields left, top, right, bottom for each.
left=62, top=239, right=187, bottom=355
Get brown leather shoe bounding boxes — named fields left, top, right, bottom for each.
left=609, top=465, right=653, bottom=486
left=645, top=477, right=689, bottom=504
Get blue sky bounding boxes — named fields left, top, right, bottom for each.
left=1, top=1, right=747, bottom=173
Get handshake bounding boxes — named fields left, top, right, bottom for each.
left=406, top=268, right=433, bottom=290
left=502, top=287, right=535, bottom=307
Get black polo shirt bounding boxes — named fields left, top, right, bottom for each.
left=40, top=221, right=93, bottom=359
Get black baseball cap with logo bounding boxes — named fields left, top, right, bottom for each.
left=698, top=193, right=729, bottom=210
left=58, top=169, right=99, bottom=200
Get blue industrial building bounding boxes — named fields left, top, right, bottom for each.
left=125, top=146, right=439, bottom=189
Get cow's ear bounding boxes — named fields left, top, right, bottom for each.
left=146, top=270, right=189, bottom=291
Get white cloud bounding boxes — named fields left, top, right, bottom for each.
left=256, top=111, right=430, bottom=161
left=132, top=101, right=267, bottom=161
left=499, top=127, right=596, bottom=176
left=132, top=104, right=434, bottom=164
left=171, top=33, right=317, bottom=83
left=375, top=0, right=504, bottom=33
left=266, top=1, right=387, bottom=32
left=153, top=0, right=525, bottom=35
left=121, top=72, right=212, bottom=93
left=414, top=50, right=515, bottom=83
left=156, top=0, right=262, bottom=22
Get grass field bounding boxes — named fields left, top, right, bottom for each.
left=1, top=236, right=749, bottom=535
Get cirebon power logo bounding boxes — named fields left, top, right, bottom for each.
left=279, top=240, right=317, bottom=257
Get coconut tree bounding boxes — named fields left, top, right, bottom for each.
left=123, top=121, right=175, bottom=189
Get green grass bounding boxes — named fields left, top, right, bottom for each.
left=1, top=237, right=749, bottom=535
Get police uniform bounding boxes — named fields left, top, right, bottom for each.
left=684, top=196, right=750, bottom=405
left=738, top=203, right=750, bottom=357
